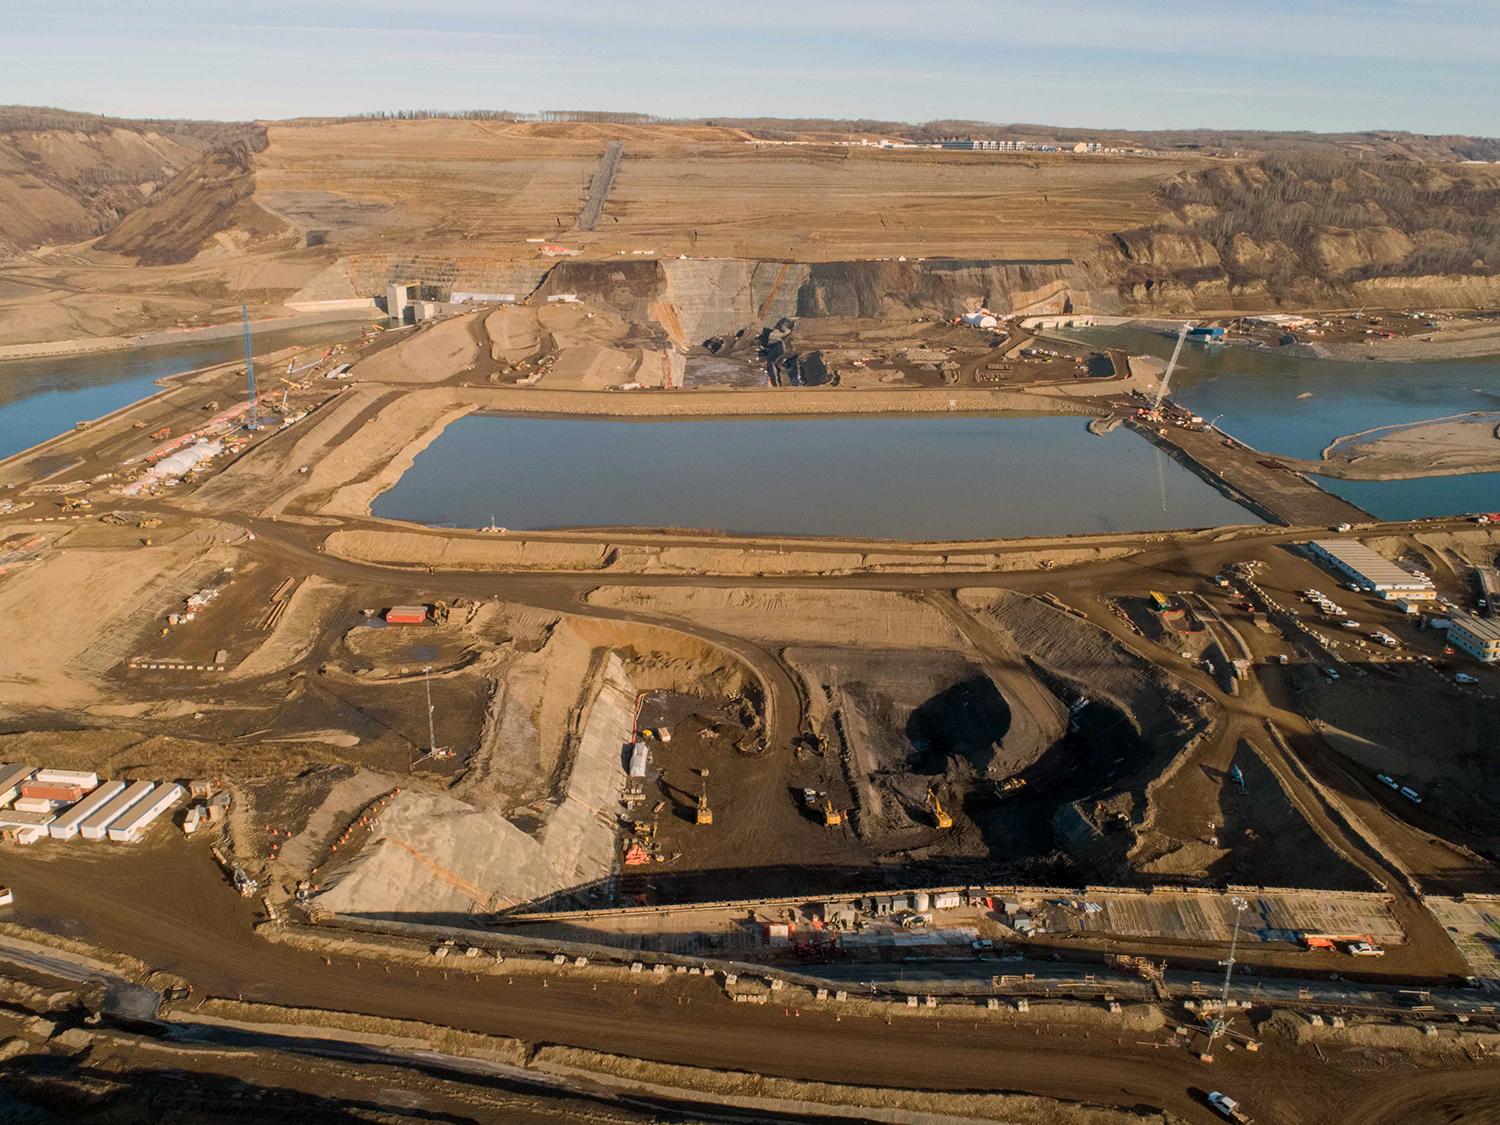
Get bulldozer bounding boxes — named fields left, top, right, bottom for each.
left=60, top=496, right=92, bottom=512
left=926, top=784, right=953, bottom=830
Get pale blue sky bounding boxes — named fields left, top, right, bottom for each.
left=4, top=0, right=1497, bottom=133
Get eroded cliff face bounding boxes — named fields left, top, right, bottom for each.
left=0, top=112, right=267, bottom=260
left=95, top=140, right=285, bottom=266
left=1110, top=155, right=1500, bottom=312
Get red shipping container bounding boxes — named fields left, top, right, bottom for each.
left=384, top=605, right=428, bottom=625
left=21, top=781, right=83, bottom=802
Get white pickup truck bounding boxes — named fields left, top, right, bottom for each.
left=1209, top=1091, right=1253, bottom=1123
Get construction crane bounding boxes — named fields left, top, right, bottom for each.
left=241, top=304, right=260, bottom=431
left=695, top=770, right=714, bottom=826
left=412, top=666, right=452, bottom=764
left=926, top=784, right=953, bottom=830
left=1150, top=321, right=1193, bottom=416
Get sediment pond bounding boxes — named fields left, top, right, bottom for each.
left=373, top=414, right=1261, bottom=539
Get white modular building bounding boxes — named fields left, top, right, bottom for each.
left=0, top=808, right=55, bottom=830
left=35, top=768, right=100, bottom=790
left=79, top=781, right=155, bottom=840
left=0, top=763, right=35, bottom=805
left=1307, top=540, right=1435, bottom=600
left=1450, top=613, right=1500, bottom=663
left=108, top=783, right=183, bottom=842
left=49, top=780, right=126, bottom=840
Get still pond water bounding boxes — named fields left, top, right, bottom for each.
left=372, top=414, right=1260, bottom=538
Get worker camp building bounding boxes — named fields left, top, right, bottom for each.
left=1307, top=540, right=1436, bottom=600
left=1450, top=613, right=1500, bottom=663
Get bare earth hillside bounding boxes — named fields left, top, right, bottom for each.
left=0, top=106, right=264, bottom=259
left=0, top=111, right=1498, bottom=348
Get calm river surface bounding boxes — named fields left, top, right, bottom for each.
left=372, top=414, right=1260, bottom=538
left=1074, top=325, right=1500, bottom=520
left=0, top=324, right=365, bottom=461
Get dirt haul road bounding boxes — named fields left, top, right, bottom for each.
left=166, top=508, right=1489, bottom=981
left=0, top=845, right=1484, bottom=1125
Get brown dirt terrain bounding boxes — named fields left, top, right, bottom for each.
left=4, top=113, right=1500, bottom=355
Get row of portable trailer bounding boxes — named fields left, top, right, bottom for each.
left=0, top=764, right=182, bottom=845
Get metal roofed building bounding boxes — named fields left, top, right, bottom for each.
left=1307, top=540, right=1435, bottom=600
left=49, top=780, right=126, bottom=840
left=1450, top=613, right=1500, bottom=663
left=0, top=763, right=34, bottom=805
left=108, top=783, right=183, bottom=843
left=79, top=780, right=155, bottom=840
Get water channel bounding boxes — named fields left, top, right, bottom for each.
left=0, top=324, right=366, bottom=461
left=1072, top=325, right=1500, bottom=520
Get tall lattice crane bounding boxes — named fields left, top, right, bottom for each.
left=1150, top=322, right=1193, bottom=416
left=241, top=304, right=260, bottom=431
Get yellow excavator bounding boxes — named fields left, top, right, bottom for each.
left=820, top=796, right=844, bottom=828
left=695, top=769, right=713, bottom=826
left=926, top=785, right=953, bottom=830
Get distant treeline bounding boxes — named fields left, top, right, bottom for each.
left=0, top=104, right=262, bottom=149
left=310, top=109, right=661, bottom=125
left=4, top=104, right=1497, bottom=162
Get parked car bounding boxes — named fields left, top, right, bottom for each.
left=1399, top=786, right=1422, bottom=804
left=1455, top=673, right=1478, bottom=685
left=1346, top=941, right=1385, bottom=957
left=1376, top=773, right=1399, bottom=790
